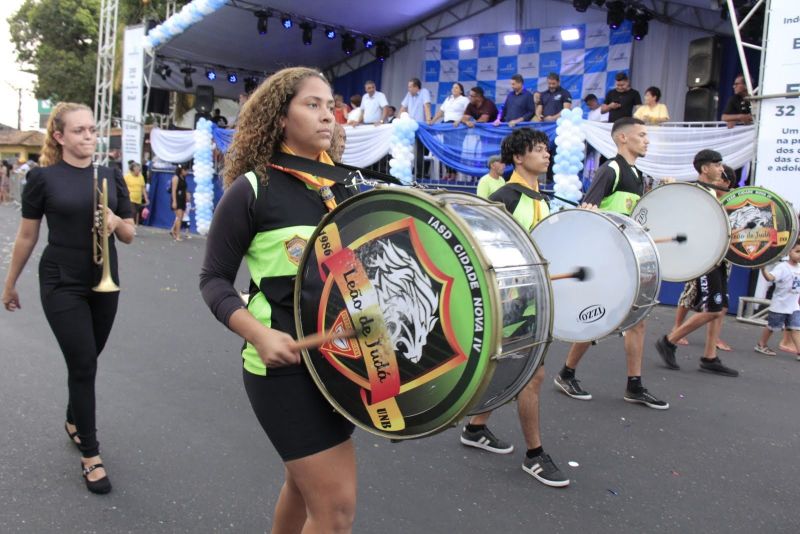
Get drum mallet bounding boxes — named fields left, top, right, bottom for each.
left=652, top=233, right=688, bottom=245
left=550, top=267, right=591, bottom=282
left=294, top=328, right=357, bottom=350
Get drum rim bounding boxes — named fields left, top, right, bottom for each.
left=532, top=209, right=658, bottom=342
left=720, top=186, right=799, bottom=268
left=633, top=181, right=731, bottom=282
left=293, top=187, right=504, bottom=439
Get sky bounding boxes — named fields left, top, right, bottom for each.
left=0, top=0, right=41, bottom=131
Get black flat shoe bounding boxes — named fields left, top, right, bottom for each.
left=82, top=463, right=112, bottom=494
left=64, top=422, right=80, bottom=449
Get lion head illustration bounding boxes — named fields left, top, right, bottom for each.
left=364, top=239, right=439, bottom=364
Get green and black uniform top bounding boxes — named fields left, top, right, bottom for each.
left=199, top=165, right=355, bottom=376
left=22, top=160, right=132, bottom=284
left=583, top=154, right=643, bottom=215
left=488, top=171, right=551, bottom=231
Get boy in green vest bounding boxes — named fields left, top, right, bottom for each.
left=555, top=117, right=670, bottom=410
left=460, top=128, right=569, bottom=488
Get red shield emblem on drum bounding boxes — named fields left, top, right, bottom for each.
left=727, top=199, right=780, bottom=261
left=315, top=218, right=468, bottom=431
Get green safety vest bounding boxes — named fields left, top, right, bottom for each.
left=598, top=160, right=641, bottom=215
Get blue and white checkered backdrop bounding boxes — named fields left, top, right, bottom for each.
left=424, top=21, right=633, bottom=111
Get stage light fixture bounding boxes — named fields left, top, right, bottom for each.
left=281, top=16, right=292, bottom=29
left=573, top=0, right=592, bottom=12
left=458, top=38, right=474, bottom=51
left=244, top=76, right=259, bottom=94
left=227, top=72, right=238, bottom=84
left=363, top=37, right=374, bottom=49
left=503, top=33, right=521, bottom=46
left=157, top=64, right=172, bottom=81
left=255, top=10, right=269, bottom=35
left=342, top=33, right=356, bottom=55
left=561, top=28, right=580, bottom=41
left=632, top=11, right=651, bottom=40
left=300, top=23, right=313, bottom=45
left=325, top=27, right=336, bottom=39
left=180, top=66, right=196, bottom=88
left=606, top=1, right=625, bottom=29
left=205, top=68, right=216, bottom=81
left=375, top=41, right=390, bottom=62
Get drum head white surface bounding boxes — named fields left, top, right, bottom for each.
left=632, top=183, right=729, bottom=282
left=531, top=210, right=638, bottom=342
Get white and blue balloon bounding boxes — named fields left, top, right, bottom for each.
left=143, top=0, right=226, bottom=51
left=551, top=107, right=586, bottom=209
left=388, top=113, right=418, bottom=186
left=192, top=118, right=215, bottom=235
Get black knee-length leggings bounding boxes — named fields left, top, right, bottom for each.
left=39, top=257, right=118, bottom=458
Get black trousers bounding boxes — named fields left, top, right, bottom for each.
left=39, top=255, right=118, bottom=458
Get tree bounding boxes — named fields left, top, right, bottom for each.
left=8, top=0, right=185, bottom=108
left=9, top=0, right=100, bottom=106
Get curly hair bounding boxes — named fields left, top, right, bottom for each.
left=39, top=102, right=93, bottom=167
left=500, top=127, right=549, bottom=165
left=223, top=67, right=331, bottom=187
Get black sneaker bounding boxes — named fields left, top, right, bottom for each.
left=554, top=375, right=592, bottom=400
left=623, top=388, right=670, bottom=410
left=522, top=453, right=570, bottom=488
left=460, top=426, right=514, bottom=454
left=655, top=336, right=680, bottom=370
left=699, top=357, right=739, bottom=377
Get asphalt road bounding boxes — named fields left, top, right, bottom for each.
left=1, top=203, right=798, bottom=533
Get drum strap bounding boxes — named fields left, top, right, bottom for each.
left=271, top=153, right=402, bottom=186
left=505, top=183, right=547, bottom=202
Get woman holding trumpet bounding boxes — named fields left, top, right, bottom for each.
left=2, top=102, right=135, bottom=494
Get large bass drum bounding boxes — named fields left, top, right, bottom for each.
left=721, top=186, right=799, bottom=268
left=631, top=182, right=731, bottom=282
left=294, top=188, right=552, bottom=439
left=530, top=209, right=661, bottom=342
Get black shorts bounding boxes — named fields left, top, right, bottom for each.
left=691, top=264, right=729, bottom=313
left=242, top=368, right=354, bottom=462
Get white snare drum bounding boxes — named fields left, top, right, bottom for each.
left=530, top=209, right=661, bottom=342
left=631, top=182, right=731, bottom=282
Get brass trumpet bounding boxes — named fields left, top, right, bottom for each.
left=92, top=162, right=120, bottom=292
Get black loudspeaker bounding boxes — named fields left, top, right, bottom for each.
left=684, top=87, right=718, bottom=121
left=195, top=85, right=214, bottom=114
left=147, top=88, right=170, bottom=115
left=687, top=37, right=721, bottom=88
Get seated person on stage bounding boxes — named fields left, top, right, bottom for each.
left=429, top=82, right=469, bottom=125
left=333, top=94, right=351, bottom=125
left=721, top=75, right=753, bottom=129
left=476, top=155, right=506, bottom=199
left=536, top=72, right=572, bottom=122
left=633, top=86, right=669, bottom=125
left=459, top=86, right=498, bottom=127
left=585, top=93, right=609, bottom=122
left=555, top=117, right=669, bottom=410
left=346, top=94, right=363, bottom=126
left=493, top=74, right=535, bottom=127
left=655, top=149, right=740, bottom=377
left=460, top=127, right=569, bottom=489
left=754, top=241, right=800, bottom=359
